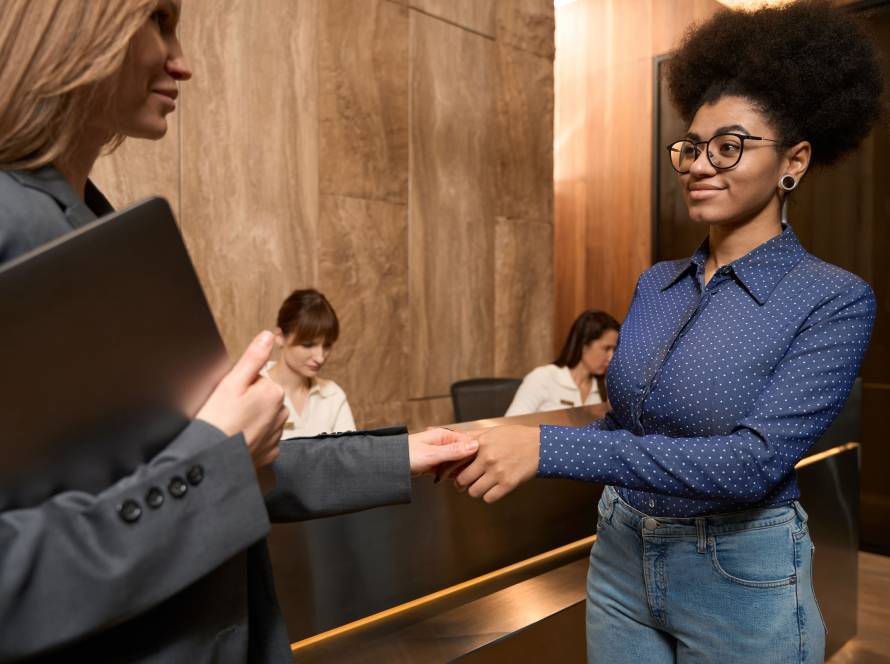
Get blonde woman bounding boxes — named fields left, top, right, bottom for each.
left=0, top=1, right=476, bottom=660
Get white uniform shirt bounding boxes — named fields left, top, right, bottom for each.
left=505, top=364, right=603, bottom=416
left=262, top=362, right=356, bottom=438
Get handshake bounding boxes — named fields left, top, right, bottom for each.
left=197, top=331, right=541, bottom=502
left=410, top=424, right=542, bottom=503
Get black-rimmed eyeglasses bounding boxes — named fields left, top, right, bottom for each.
left=666, top=133, right=780, bottom=174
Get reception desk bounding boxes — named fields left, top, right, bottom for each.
left=265, top=406, right=860, bottom=662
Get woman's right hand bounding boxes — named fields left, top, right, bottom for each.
left=196, top=331, right=288, bottom=488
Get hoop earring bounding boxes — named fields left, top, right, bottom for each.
left=780, top=174, right=798, bottom=191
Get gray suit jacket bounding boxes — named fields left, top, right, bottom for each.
left=0, top=167, right=411, bottom=662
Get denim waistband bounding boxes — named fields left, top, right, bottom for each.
left=598, top=485, right=807, bottom=538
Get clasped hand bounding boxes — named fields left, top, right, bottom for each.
left=435, top=425, right=541, bottom=503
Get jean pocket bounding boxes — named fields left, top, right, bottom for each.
left=709, top=525, right=797, bottom=588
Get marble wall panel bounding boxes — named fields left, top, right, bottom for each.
left=91, top=3, right=555, bottom=425
left=494, top=218, right=554, bottom=378
left=495, top=0, right=555, bottom=59
left=351, top=401, right=409, bottom=430
left=408, top=396, right=455, bottom=431
left=318, top=0, right=409, bottom=204
left=317, top=194, right=409, bottom=415
left=410, top=0, right=496, bottom=36
left=409, top=11, right=497, bottom=398
left=179, top=0, right=319, bottom=354
left=495, top=43, right=554, bottom=224
left=91, top=120, right=180, bottom=216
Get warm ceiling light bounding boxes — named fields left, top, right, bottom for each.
left=716, top=0, right=794, bottom=7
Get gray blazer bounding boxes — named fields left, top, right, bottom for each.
left=0, top=167, right=411, bottom=663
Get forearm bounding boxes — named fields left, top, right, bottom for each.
left=538, top=424, right=793, bottom=503
left=265, top=429, right=411, bottom=522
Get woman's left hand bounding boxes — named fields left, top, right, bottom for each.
left=454, top=425, right=540, bottom=503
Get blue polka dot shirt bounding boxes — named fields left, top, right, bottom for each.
left=539, top=225, right=876, bottom=516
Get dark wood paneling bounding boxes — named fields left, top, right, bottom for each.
left=553, top=0, right=722, bottom=346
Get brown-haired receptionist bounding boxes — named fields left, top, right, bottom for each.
left=0, top=1, right=477, bottom=661
left=505, top=310, right=619, bottom=416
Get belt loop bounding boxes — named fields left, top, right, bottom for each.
left=695, top=518, right=707, bottom=554
left=599, top=486, right=616, bottom=520
left=792, top=501, right=808, bottom=523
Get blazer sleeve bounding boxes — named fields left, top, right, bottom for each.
left=265, top=428, right=411, bottom=522
left=0, top=421, right=270, bottom=661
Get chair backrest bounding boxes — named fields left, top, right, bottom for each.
left=450, top=378, right=522, bottom=423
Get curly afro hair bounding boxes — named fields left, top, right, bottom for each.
left=667, top=0, right=884, bottom=166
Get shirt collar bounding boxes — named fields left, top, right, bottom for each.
left=661, top=224, right=807, bottom=305
left=554, top=365, right=578, bottom=390
left=262, top=362, right=338, bottom=398
left=6, top=165, right=113, bottom=229
left=313, top=378, right=339, bottom=398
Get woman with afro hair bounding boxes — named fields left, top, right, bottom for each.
left=449, top=2, right=882, bottom=662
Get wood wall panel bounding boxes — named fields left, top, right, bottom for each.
left=492, top=27, right=555, bottom=378
left=91, top=119, right=180, bottom=216
left=318, top=0, right=409, bottom=204
left=495, top=0, right=555, bottom=59
left=352, top=401, right=411, bottom=431
left=495, top=43, right=553, bottom=224
left=410, top=0, right=496, bottom=36
left=495, top=218, right=554, bottom=378
left=409, top=11, right=497, bottom=399
left=317, top=194, right=408, bottom=415
left=89, top=1, right=555, bottom=431
left=408, top=396, right=455, bottom=432
left=554, top=0, right=721, bottom=344
left=179, top=0, right=319, bottom=355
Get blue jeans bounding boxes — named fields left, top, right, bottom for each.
left=587, top=486, right=826, bottom=663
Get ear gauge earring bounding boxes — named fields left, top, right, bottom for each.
left=779, top=174, right=798, bottom=224
left=780, top=174, right=798, bottom=191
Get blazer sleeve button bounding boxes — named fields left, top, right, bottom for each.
left=145, top=487, right=165, bottom=509
left=117, top=499, right=142, bottom=523
left=168, top=477, right=188, bottom=498
left=186, top=465, right=204, bottom=486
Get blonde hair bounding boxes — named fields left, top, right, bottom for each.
left=0, top=0, right=156, bottom=171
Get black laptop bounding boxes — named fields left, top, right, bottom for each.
left=0, top=197, right=230, bottom=506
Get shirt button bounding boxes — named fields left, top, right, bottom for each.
left=643, top=517, right=659, bottom=530
left=145, top=487, right=165, bottom=509
left=186, top=465, right=204, bottom=486
left=117, top=499, right=142, bottom=524
left=648, top=499, right=656, bottom=509
left=168, top=477, right=188, bottom=498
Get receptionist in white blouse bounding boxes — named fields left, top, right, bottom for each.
left=264, top=289, right=356, bottom=437
left=505, top=310, right=619, bottom=416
